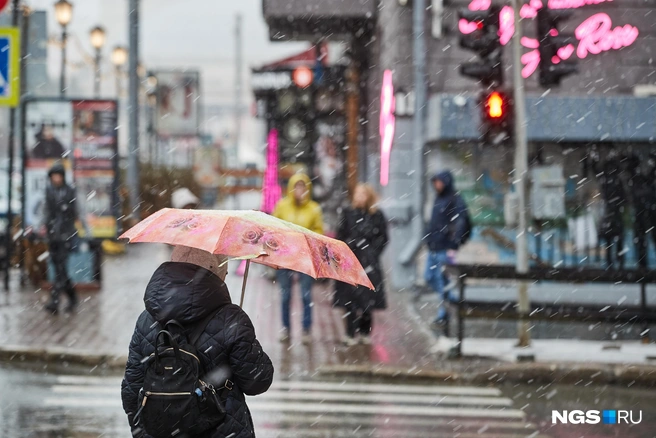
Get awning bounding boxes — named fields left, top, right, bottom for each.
left=427, top=94, right=656, bottom=143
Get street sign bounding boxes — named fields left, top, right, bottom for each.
left=0, top=27, right=20, bottom=107
left=0, top=1, right=9, bottom=14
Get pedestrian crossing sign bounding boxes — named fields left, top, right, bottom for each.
left=0, top=27, right=20, bottom=108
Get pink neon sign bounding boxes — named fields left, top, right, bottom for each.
left=460, top=1, right=639, bottom=79
left=379, top=70, right=395, bottom=187
left=260, top=128, right=282, bottom=214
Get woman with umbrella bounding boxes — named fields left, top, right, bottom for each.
left=334, top=184, right=389, bottom=345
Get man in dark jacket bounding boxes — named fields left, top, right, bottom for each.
left=44, top=163, right=79, bottom=314
left=121, top=246, right=274, bottom=438
left=423, top=171, right=468, bottom=327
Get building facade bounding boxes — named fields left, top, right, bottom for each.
left=262, top=0, right=656, bottom=288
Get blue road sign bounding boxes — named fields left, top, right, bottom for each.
left=0, top=27, right=20, bottom=107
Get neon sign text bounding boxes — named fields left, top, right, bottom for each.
left=460, top=0, right=640, bottom=79
left=548, top=0, right=612, bottom=9
left=576, top=13, right=639, bottom=58
left=379, top=70, right=395, bottom=187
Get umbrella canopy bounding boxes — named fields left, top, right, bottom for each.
left=120, top=208, right=374, bottom=290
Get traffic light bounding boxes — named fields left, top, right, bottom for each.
left=458, top=6, right=503, bottom=86
left=480, top=90, right=512, bottom=144
left=537, top=9, right=578, bottom=87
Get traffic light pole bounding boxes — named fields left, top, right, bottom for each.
left=127, top=0, right=141, bottom=221
left=510, top=0, right=531, bottom=347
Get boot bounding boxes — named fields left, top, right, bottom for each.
left=65, top=285, right=78, bottom=313
left=44, top=298, right=59, bottom=315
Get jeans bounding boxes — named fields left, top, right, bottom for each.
left=425, top=250, right=451, bottom=322
left=277, top=269, right=314, bottom=331
left=49, top=240, right=77, bottom=305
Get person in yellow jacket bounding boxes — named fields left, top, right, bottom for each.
left=272, top=173, right=324, bottom=343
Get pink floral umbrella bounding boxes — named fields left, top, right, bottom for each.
left=120, top=208, right=374, bottom=307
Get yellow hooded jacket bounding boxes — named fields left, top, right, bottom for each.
left=272, top=173, right=324, bottom=235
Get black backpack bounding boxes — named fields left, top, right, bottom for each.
left=134, top=309, right=231, bottom=438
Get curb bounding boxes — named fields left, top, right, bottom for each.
left=2, top=345, right=656, bottom=387
left=318, top=362, right=656, bottom=386
left=0, top=345, right=127, bottom=371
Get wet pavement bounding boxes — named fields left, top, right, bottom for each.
left=0, top=364, right=546, bottom=438
left=0, top=242, right=487, bottom=375
left=0, top=240, right=655, bottom=436
left=2, top=364, right=655, bottom=437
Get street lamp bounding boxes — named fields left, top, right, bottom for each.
left=90, top=26, right=106, bottom=98
left=111, top=45, right=127, bottom=97
left=54, top=0, right=73, bottom=96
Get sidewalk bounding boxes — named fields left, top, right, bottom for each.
left=1, top=243, right=656, bottom=385
left=0, top=243, right=456, bottom=377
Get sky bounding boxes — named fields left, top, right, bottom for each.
left=28, top=0, right=306, bottom=103
left=23, top=0, right=307, bottom=163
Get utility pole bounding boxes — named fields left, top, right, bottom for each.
left=412, top=0, right=427, bottom=272
left=4, top=0, right=21, bottom=291
left=510, top=0, right=531, bottom=347
left=127, top=0, right=140, bottom=220
left=233, top=13, right=242, bottom=169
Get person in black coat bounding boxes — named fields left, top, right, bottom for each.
left=43, top=163, right=79, bottom=314
left=121, top=246, right=274, bottom=438
left=333, top=183, right=388, bottom=345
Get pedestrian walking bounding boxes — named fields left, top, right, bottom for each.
left=43, top=163, right=79, bottom=314
left=272, top=173, right=324, bottom=343
left=423, top=171, right=471, bottom=332
left=121, top=246, right=274, bottom=438
left=334, top=183, right=388, bottom=346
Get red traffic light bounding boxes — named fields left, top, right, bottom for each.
left=293, top=66, right=313, bottom=88
left=486, top=91, right=504, bottom=118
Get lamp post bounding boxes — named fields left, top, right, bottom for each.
left=89, top=25, right=105, bottom=97
left=111, top=45, right=127, bottom=97
left=54, top=0, right=72, bottom=97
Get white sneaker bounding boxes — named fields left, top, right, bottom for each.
left=342, top=336, right=358, bottom=346
left=302, top=330, right=312, bottom=344
left=359, top=334, right=372, bottom=345
left=279, top=328, right=290, bottom=342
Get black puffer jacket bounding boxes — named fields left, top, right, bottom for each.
left=121, top=262, right=274, bottom=438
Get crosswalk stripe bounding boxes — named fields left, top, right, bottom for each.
left=266, top=380, right=502, bottom=396
left=50, top=385, right=510, bottom=407
left=54, top=376, right=502, bottom=397
left=254, top=390, right=513, bottom=406
left=44, top=398, right=121, bottom=408
left=254, top=414, right=537, bottom=431
left=56, top=376, right=122, bottom=386
left=244, top=401, right=525, bottom=419
left=43, top=397, right=524, bottom=419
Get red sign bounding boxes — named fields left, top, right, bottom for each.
left=0, top=0, right=9, bottom=14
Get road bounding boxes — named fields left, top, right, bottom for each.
left=0, top=365, right=546, bottom=438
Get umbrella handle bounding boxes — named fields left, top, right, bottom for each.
left=239, top=260, right=251, bottom=308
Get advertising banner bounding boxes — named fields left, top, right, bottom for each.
left=23, top=99, right=119, bottom=239
left=72, top=100, right=118, bottom=165
left=24, top=101, right=74, bottom=230
left=153, top=70, right=200, bottom=137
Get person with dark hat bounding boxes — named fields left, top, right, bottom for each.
left=43, top=163, right=79, bottom=314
